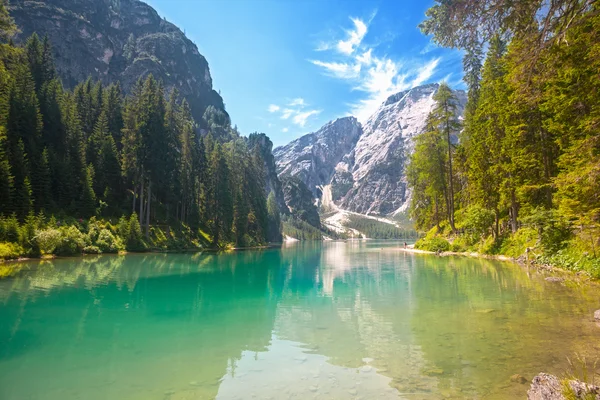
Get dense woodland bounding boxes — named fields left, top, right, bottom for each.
left=409, top=0, right=600, bottom=277
left=0, top=2, right=282, bottom=258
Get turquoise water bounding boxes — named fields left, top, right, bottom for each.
left=1, top=241, right=599, bottom=399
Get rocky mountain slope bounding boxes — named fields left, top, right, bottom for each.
left=274, top=117, right=362, bottom=200
left=9, top=0, right=225, bottom=123
left=274, top=83, right=466, bottom=217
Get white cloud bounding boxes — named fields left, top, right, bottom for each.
left=281, top=108, right=294, bottom=120
left=311, top=15, right=443, bottom=122
left=411, top=58, right=440, bottom=87
left=268, top=98, right=321, bottom=129
left=310, top=60, right=361, bottom=79
left=293, top=110, right=321, bottom=127
left=289, top=98, right=305, bottom=107
left=337, top=17, right=367, bottom=55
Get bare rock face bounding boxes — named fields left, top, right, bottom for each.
left=274, top=84, right=466, bottom=216
left=528, top=373, right=600, bottom=400
left=10, top=0, right=225, bottom=123
left=274, top=117, right=362, bottom=199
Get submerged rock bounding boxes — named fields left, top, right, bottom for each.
left=528, top=373, right=600, bottom=399
left=511, top=374, right=528, bottom=384
left=545, top=277, right=564, bottom=283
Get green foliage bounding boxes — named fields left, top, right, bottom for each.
left=0, top=30, right=279, bottom=252
left=281, top=215, right=336, bottom=241
left=456, top=206, right=495, bottom=244
left=415, top=236, right=451, bottom=252
left=95, top=228, right=123, bottom=253
left=343, top=215, right=417, bottom=239
left=410, top=3, right=600, bottom=278
left=0, top=242, right=23, bottom=260
left=498, top=228, right=538, bottom=258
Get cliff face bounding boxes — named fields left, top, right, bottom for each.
left=247, top=133, right=288, bottom=216
left=274, top=84, right=467, bottom=216
left=273, top=117, right=362, bottom=199
left=9, top=0, right=225, bottom=123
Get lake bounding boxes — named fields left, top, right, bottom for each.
left=0, top=241, right=599, bottom=399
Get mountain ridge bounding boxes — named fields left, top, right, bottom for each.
left=9, top=0, right=225, bottom=124
left=274, top=83, right=467, bottom=217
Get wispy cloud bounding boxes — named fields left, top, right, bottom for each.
left=268, top=99, right=321, bottom=127
left=281, top=108, right=294, bottom=120
left=289, top=98, right=305, bottom=107
left=282, top=127, right=289, bottom=133
left=311, top=15, right=443, bottom=122
left=293, top=110, right=321, bottom=127
left=337, top=17, right=367, bottom=55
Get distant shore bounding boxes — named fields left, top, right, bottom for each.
left=386, top=246, right=600, bottom=284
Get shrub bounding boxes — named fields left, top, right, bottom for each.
left=0, top=215, right=21, bottom=243
left=95, top=229, right=123, bottom=253
left=415, top=236, right=450, bottom=252
left=35, top=228, right=63, bottom=255
left=55, top=226, right=86, bottom=256
left=83, top=245, right=101, bottom=254
left=0, top=242, right=24, bottom=260
left=499, top=227, right=538, bottom=258
left=125, top=213, right=146, bottom=251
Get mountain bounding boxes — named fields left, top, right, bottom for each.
left=274, top=117, right=362, bottom=199
left=274, top=84, right=467, bottom=217
left=9, top=0, right=225, bottom=123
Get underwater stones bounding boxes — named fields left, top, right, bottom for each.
left=545, top=277, right=564, bottom=283
left=423, top=368, right=445, bottom=376
left=511, top=374, right=528, bottom=384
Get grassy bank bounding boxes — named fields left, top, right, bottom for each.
left=0, top=213, right=210, bottom=263
left=414, top=225, right=600, bottom=279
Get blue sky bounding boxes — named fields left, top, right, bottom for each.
left=145, top=0, right=464, bottom=147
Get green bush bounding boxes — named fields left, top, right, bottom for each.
left=415, top=236, right=450, bottom=252
left=95, top=229, right=123, bottom=253
left=0, top=242, right=24, bottom=260
left=498, top=227, right=538, bottom=258
left=83, top=245, right=101, bottom=254
left=0, top=215, right=21, bottom=243
left=123, top=213, right=146, bottom=251
left=35, top=228, right=63, bottom=255
left=54, top=226, right=86, bottom=256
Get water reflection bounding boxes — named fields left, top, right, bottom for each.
left=0, top=242, right=598, bottom=400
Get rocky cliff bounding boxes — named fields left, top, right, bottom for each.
left=9, top=0, right=225, bottom=123
left=274, top=84, right=466, bottom=216
left=274, top=117, right=362, bottom=199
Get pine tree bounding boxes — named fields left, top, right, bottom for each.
left=207, top=143, right=233, bottom=246
left=431, top=82, right=461, bottom=232
left=6, top=61, right=44, bottom=213
left=0, top=0, right=16, bottom=41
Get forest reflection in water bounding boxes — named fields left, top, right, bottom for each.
left=0, top=241, right=599, bottom=400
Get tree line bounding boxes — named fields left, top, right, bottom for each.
left=0, top=5, right=281, bottom=251
left=408, top=0, right=600, bottom=276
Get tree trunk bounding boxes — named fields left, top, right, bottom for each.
left=139, top=169, right=144, bottom=224
left=494, top=208, right=500, bottom=239
left=132, top=184, right=137, bottom=214
left=510, top=190, right=518, bottom=233
left=446, top=125, right=456, bottom=233
left=145, top=179, right=151, bottom=239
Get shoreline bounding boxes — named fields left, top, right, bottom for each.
left=0, top=244, right=282, bottom=266
left=387, top=246, right=599, bottom=283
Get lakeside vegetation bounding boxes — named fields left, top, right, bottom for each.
left=409, top=0, right=600, bottom=278
left=0, top=2, right=283, bottom=258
